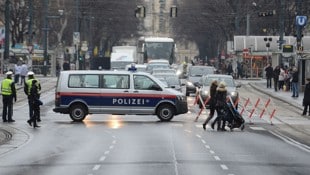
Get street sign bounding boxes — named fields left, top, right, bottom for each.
left=296, top=16, right=308, bottom=26
left=73, top=32, right=80, bottom=45
left=282, top=44, right=293, bottom=53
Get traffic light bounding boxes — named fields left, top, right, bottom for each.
left=170, top=6, right=177, bottom=18
left=135, top=5, right=145, bottom=18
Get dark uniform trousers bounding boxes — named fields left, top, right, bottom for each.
left=2, top=95, right=13, bottom=121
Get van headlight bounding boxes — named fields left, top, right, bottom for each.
left=177, top=95, right=187, bottom=102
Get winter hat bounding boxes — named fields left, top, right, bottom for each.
left=217, top=81, right=227, bottom=91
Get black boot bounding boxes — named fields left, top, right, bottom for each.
left=33, top=124, right=40, bottom=128
left=27, top=120, right=32, bottom=126
left=202, top=123, right=206, bottom=130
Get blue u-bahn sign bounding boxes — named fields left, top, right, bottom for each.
left=296, top=16, right=308, bottom=26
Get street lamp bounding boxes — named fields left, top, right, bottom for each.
left=264, top=37, right=272, bottom=63
left=3, top=0, right=11, bottom=74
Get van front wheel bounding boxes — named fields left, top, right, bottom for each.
left=157, top=104, right=175, bottom=122
left=70, top=104, right=87, bottom=122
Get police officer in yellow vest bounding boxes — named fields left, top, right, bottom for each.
left=1, top=71, right=17, bottom=122
left=24, top=71, right=41, bottom=122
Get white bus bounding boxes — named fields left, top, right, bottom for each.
left=137, top=37, right=177, bottom=65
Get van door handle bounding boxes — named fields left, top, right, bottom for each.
left=123, top=90, right=129, bottom=93
left=133, top=91, right=139, bottom=93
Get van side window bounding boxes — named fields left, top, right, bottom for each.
left=102, top=74, right=129, bottom=89
left=134, top=75, right=157, bottom=90
left=68, top=74, right=99, bottom=88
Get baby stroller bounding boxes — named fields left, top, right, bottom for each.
left=223, top=100, right=245, bottom=131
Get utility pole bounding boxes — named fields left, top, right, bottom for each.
left=28, top=0, right=33, bottom=44
left=42, top=0, right=49, bottom=76
left=296, top=0, right=306, bottom=86
left=278, top=0, right=285, bottom=65
left=75, top=0, right=80, bottom=70
left=4, top=0, right=10, bottom=71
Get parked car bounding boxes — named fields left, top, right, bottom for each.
left=185, top=65, right=215, bottom=96
left=153, top=73, right=184, bottom=92
left=146, top=64, right=170, bottom=73
left=197, top=74, right=241, bottom=108
left=152, top=68, right=176, bottom=75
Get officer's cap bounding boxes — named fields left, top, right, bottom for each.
left=27, top=71, right=34, bottom=76
left=5, top=71, right=13, bottom=75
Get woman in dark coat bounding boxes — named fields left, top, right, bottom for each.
left=302, top=77, right=310, bottom=116
left=202, top=80, right=218, bottom=130
left=211, top=81, right=228, bottom=131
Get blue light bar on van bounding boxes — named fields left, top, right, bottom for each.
left=128, top=63, right=137, bottom=72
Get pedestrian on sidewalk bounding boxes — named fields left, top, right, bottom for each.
left=273, top=66, right=280, bottom=91
left=14, top=62, right=22, bottom=84
left=278, top=67, right=285, bottom=91
left=1, top=71, right=17, bottom=123
left=302, top=77, right=310, bottom=116
left=291, top=67, right=299, bottom=97
left=20, top=62, right=28, bottom=85
left=202, top=80, right=218, bottom=130
left=264, top=63, right=273, bottom=88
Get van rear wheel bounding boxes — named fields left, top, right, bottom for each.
left=157, top=104, right=174, bottom=122
left=70, top=104, right=87, bottom=122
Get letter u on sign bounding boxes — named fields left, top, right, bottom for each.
left=296, top=16, right=308, bottom=26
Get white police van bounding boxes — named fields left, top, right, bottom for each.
left=53, top=70, right=188, bottom=122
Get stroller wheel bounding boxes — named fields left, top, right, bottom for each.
left=240, top=123, right=245, bottom=131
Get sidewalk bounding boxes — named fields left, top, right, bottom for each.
left=248, top=79, right=304, bottom=111
left=0, top=75, right=58, bottom=146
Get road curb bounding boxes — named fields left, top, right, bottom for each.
left=248, top=82, right=304, bottom=111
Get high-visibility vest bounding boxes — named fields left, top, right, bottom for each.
left=1, top=79, right=13, bottom=95
left=26, top=78, right=41, bottom=95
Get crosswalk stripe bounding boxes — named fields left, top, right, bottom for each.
left=249, top=126, right=266, bottom=131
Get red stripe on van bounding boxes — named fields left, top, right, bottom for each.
left=58, top=92, right=176, bottom=99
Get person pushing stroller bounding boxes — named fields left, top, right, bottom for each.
left=211, top=81, right=228, bottom=131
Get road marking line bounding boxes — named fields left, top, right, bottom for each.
left=109, top=145, right=114, bottom=149
left=220, top=164, right=228, bottom=170
left=104, top=151, right=110, bottom=155
left=249, top=126, right=266, bottom=131
left=184, top=130, right=192, bottom=133
left=92, top=165, right=101, bottom=171
left=201, top=139, right=206, bottom=144
left=205, top=145, right=210, bottom=149
left=196, top=134, right=201, bottom=138
left=112, top=140, right=116, bottom=144
left=269, top=130, right=310, bottom=153
left=214, top=156, right=221, bottom=161
left=210, top=150, right=215, bottom=154
left=99, top=156, right=106, bottom=162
